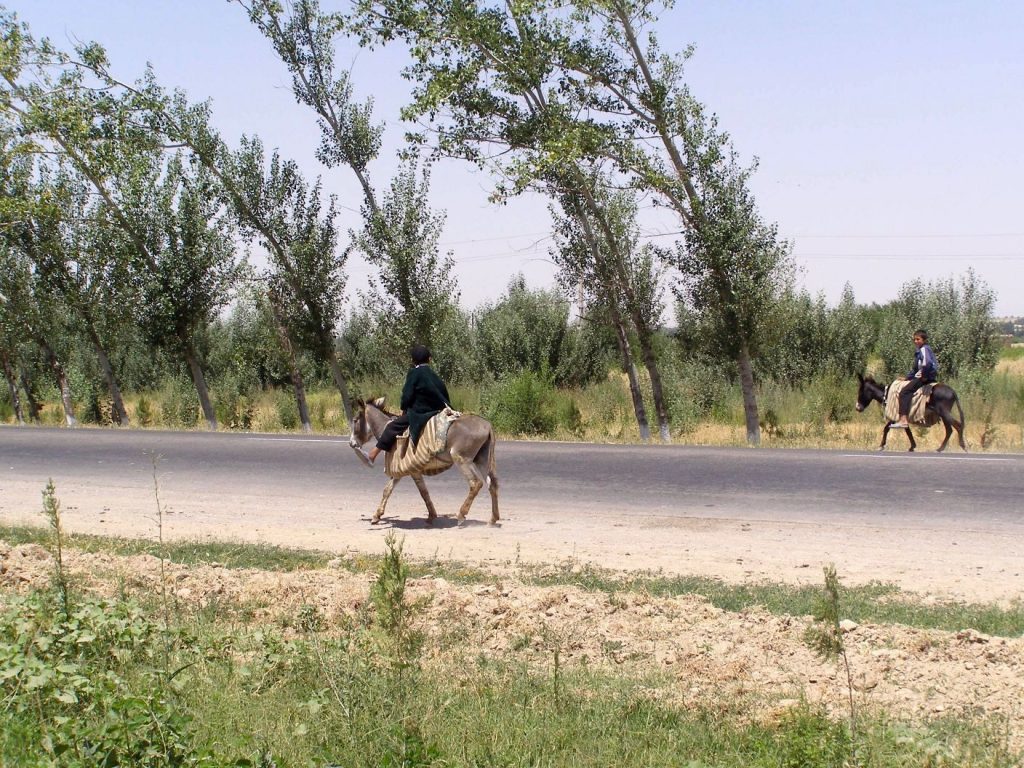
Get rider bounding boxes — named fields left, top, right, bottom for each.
left=366, top=344, right=451, bottom=465
left=896, top=329, right=937, bottom=427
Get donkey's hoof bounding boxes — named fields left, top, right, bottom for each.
left=370, top=518, right=381, bottom=526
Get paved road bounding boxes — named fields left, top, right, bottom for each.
left=2, top=426, right=1022, bottom=600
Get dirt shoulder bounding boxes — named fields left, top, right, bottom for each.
left=2, top=541, right=1022, bottom=752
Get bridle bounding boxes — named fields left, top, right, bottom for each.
left=348, top=400, right=395, bottom=450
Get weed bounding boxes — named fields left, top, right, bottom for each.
left=41, top=479, right=71, bottom=620
left=805, top=564, right=858, bottom=753
left=371, top=532, right=424, bottom=674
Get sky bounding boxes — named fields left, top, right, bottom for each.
left=11, top=0, right=1024, bottom=317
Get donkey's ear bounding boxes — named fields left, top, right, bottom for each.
left=373, top=396, right=386, bottom=408
left=857, top=372, right=864, bottom=383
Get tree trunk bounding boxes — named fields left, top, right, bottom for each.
left=81, top=315, right=128, bottom=430
left=292, top=368, right=313, bottom=434
left=737, top=344, right=760, bottom=446
left=320, top=331, right=353, bottom=424
left=19, top=369, right=41, bottom=422
left=608, top=305, right=650, bottom=442
left=184, top=344, right=218, bottom=430
left=269, top=293, right=313, bottom=432
left=1, top=352, right=25, bottom=425
left=42, top=345, right=77, bottom=426
left=633, top=317, right=671, bottom=443
left=86, top=325, right=129, bottom=426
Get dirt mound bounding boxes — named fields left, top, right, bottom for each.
left=2, top=540, right=1021, bottom=748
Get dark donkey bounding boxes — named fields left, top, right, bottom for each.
left=855, top=373, right=966, bottom=452
left=350, top=398, right=499, bottom=525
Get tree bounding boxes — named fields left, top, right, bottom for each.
left=353, top=157, right=460, bottom=354
left=25, top=162, right=139, bottom=425
left=554, top=0, right=796, bottom=444
left=216, top=135, right=351, bottom=423
left=345, top=0, right=673, bottom=439
left=1, top=18, right=240, bottom=429
left=135, top=153, right=241, bottom=429
left=235, top=0, right=460, bottom=359
left=552, top=178, right=672, bottom=440
left=0, top=122, right=78, bottom=425
left=875, top=271, right=998, bottom=380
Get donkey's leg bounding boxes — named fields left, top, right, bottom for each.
left=372, top=477, right=400, bottom=524
left=879, top=423, right=892, bottom=450
left=955, top=419, right=967, bottom=451
left=906, top=427, right=916, bottom=452
left=486, top=468, right=499, bottom=525
left=937, top=416, right=953, bottom=452
left=410, top=474, right=438, bottom=522
left=453, top=458, right=485, bottom=524
left=473, top=452, right=499, bottom=525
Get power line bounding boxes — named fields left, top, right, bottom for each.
left=795, top=253, right=1024, bottom=261
left=794, top=232, right=1024, bottom=239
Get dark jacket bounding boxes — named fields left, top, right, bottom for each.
left=400, top=364, right=451, bottom=445
left=907, top=344, right=938, bottom=382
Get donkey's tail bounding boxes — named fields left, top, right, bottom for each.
left=954, top=391, right=965, bottom=429
left=481, top=427, right=498, bottom=488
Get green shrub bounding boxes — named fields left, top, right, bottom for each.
left=161, top=378, right=199, bottom=429
left=213, top=374, right=257, bottom=431
left=0, top=591, right=200, bottom=766
left=483, top=370, right=558, bottom=436
left=801, top=375, right=854, bottom=426
left=135, top=395, right=155, bottom=427
left=765, top=706, right=852, bottom=768
left=275, top=389, right=300, bottom=430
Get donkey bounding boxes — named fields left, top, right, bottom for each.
left=855, top=373, right=966, bottom=452
left=350, top=398, right=499, bottom=525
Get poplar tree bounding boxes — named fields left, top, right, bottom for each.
left=346, top=0, right=672, bottom=439
left=234, top=0, right=460, bottom=356
left=1, top=17, right=240, bottom=429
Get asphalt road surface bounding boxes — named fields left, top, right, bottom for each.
left=2, top=426, right=1022, bottom=601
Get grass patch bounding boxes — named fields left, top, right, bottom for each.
left=0, top=524, right=335, bottom=572
left=5, top=524, right=1023, bottom=637
left=2, top=576, right=1018, bottom=767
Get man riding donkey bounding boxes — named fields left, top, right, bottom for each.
left=363, top=344, right=451, bottom=466
left=352, top=345, right=499, bottom=525
left=892, top=329, right=937, bottom=429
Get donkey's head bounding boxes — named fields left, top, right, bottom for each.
left=349, top=397, right=389, bottom=447
left=855, top=373, right=882, bottom=412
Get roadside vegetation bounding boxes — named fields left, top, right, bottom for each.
left=3, top=4, right=1021, bottom=450
left=3, top=338, right=1022, bottom=452
left=2, top=517, right=1021, bottom=767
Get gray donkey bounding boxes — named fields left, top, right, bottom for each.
left=350, top=398, right=499, bottom=525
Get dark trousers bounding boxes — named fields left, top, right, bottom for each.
left=898, top=378, right=933, bottom=417
left=375, top=414, right=409, bottom=451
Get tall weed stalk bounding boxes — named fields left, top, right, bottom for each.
left=41, top=479, right=71, bottom=620
left=805, top=564, right=858, bottom=756
left=371, top=532, right=424, bottom=679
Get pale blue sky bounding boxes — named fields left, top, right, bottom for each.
left=12, top=0, right=1024, bottom=315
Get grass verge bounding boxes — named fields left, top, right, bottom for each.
left=4, top=523, right=1022, bottom=637
left=2, top=535, right=1020, bottom=767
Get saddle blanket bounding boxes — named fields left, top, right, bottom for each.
left=385, top=407, right=461, bottom=479
left=884, top=380, right=934, bottom=425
